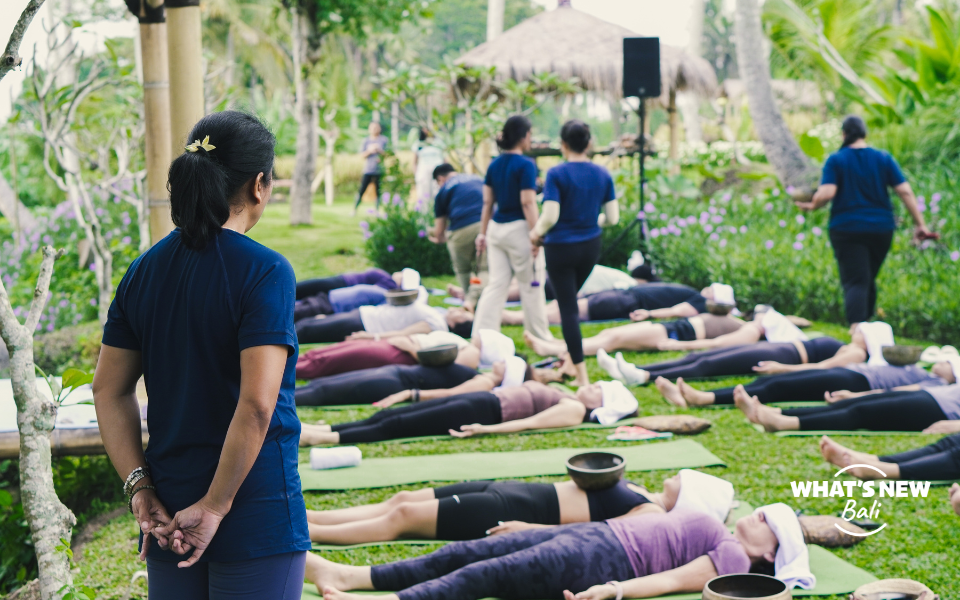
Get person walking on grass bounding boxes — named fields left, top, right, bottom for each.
left=529, top=120, right=619, bottom=386
left=472, top=115, right=552, bottom=341
left=354, top=121, right=389, bottom=215
left=93, top=111, right=309, bottom=598
left=795, top=115, right=936, bottom=325
left=430, top=163, right=487, bottom=309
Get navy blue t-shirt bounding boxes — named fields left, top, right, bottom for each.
left=542, top=162, right=616, bottom=245
left=821, top=147, right=906, bottom=233
left=434, top=173, right=484, bottom=231
left=102, top=228, right=310, bottom=563
left=485, top=153, right=538, bottom=223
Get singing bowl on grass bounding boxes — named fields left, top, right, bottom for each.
left=385, top=289, right=419, bottom=306
left=703, top=574, right=790, bottom=600
left=706, top=300, right=736, bottom=316
left=565, top=451, right=625, bottom=491
left=417, top=344, right=459, bottom=368
left=882, top=345, right=924, bottom=366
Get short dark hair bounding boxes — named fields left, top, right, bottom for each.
left=168, top=111, right=275, bottom=250
left=419, top=127, right=430, bottom=142
left=433, top=163, right=456, bottom=181
left=450, top=319, right=473, bottom=339
left=560, top=119, right=591, bottom=153
left=841, top=115, right=867, bottom=147
left=630, top=263, right=660, bottom=282
left=497, top=115, right=532, bottom=151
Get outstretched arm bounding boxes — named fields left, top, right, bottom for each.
left=796, top=184, right=836, bottom=211
left=348, top=321, right=433, bottom=341
left=374, top=374, right=495, bottom=407
left=564, top=555, right=718, bottom=600
left=449, top=398, right=585, bottom=437
left=631, top=302, right=701, bottom=322
left=755, top=343, right=868, bottom=374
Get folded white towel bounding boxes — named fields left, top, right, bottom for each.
left=478, top=329, right=516, bottom=367
left=710, top=283, right=735, bottom=306
left=401, top=268, right=421, bottom=291
left=310, top=446, right=362, bottom=470
left=592, top=380, right=639, bottom=425
left=494, top=356, right=527, bottom=391
left=758, top=503, right=816, bottom=590
left=759, top=308, right=808, bottom=343
left=627, top=250, right=645, bottom=272
left=674, top=469, right=735, bottom=524
left=857, top=322, right=894, bottom=366
left=920, top=345, right=959, bottom=364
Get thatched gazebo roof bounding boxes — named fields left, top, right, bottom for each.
left=457, top=2, right=717, bottom=106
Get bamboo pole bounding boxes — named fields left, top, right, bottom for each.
left=165, top=0, right=205, bottom=153
left=0, top=424, right=149, bottom=460
left=141, top=22, right=173, bottom=244
left=668, top=90, right=680, bottom=174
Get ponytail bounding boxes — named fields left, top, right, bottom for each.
left=168, top=111, right=275, bottom=250
left=840, top=115, right=867, bottom=149
left=496, top=115, right=532, bottom=151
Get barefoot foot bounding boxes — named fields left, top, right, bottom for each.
left=523, top=330, right=564, bottom=357
left=733, top=385, right=761, bottom=423
left=677, top=378, right=714, bottom=406
left=655, top=377, right=687, bottom=408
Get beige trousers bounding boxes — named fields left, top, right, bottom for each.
left=446, top=222, right=487, bottom=306
left=472, top=219, right=551, bottom=339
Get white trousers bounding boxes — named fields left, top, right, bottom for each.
left=472, top=219, right=551, bottom=340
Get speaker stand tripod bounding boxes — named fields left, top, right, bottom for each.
left=601, top=100, right=650, bottom=262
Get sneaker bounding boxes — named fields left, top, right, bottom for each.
left=615, top=352, right=650, bottom=386
left=596, top=349, right=625, bottom=382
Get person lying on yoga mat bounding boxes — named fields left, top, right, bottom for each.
left=819, top=433, right=960, bottom=482
left=298, top=377, right=638, bottom=446
left=296, top=267, right=398, bottom=299
left=500, top=282, right=708, bottom=326
left=297, top=302, right=474, bottom=344
left=307, top=502, right=816, bottom=600
left=652, top=304, right=811, bottom=352
left=737, top=381, right=960, bottom=434
left=295, top=284, right=391, bottom=323
left=604, top=322, right=879, bottom=387
left=656, top=358, right=957, bottom=408
left=304, top=468, right=733, bottom=546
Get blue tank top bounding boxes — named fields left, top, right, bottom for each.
left=587, top=480, right=650, bottom=521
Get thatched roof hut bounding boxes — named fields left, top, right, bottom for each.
left=457, top=1, right=718, bottom=108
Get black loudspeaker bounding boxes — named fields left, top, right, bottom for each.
left=622, top=37, right=661, bottom=98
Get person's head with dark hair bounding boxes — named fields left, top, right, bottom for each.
left=168, top=110, right=276, bottom=250
left=497, top=115, right=533, bottom=151
left=419, top=127, right=430, bottom=142
left=560, top=119, right=591, bottom=155
left=841, top=115, right=868, bottom=148
left=445, top=307, right=474, bottom=338
left=433, top=163, right=457, bottom=185
left=630, top=263, right=660, bottom=283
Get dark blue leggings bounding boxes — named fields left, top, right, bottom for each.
left=784, top=390, right=948, bottom=432
left=545, top=236, right=602, bottom=364
left=146, top=551, right=306, bottom=600
left=371, top=522, right=633, bottom=600
left=880, top=433, right=960, bottom=481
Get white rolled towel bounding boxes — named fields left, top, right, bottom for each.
left=310, top=446, right=362, bottom=470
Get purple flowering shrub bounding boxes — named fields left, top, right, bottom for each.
left=363, top=193, right=453, bottom=276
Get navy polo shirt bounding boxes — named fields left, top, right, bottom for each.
left=821, top=147, right=906, bottom=233
left=485, top=153, right=538, bottom=223
left=102, top=228, right=310, bottom=562
left=434, top=173, right=484, bottom=231
left=542, top=162, right=616, bottom=245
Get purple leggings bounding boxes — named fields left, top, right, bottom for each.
left=146, top=551, right=306, bottom=600
left=371, top=523, right=633, bottom=600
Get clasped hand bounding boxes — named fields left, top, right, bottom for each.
left=152, top=497, right=227, bottom=567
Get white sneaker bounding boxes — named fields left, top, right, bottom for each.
left=596, top=349, right=625, bottom=382
left=616, top=352, right=650, bottom=386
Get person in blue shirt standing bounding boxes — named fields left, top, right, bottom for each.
left=93, top=111, right=310, bottom=599
left=473, top=116, right=552, bottom=341
left=430, top=163, right=487, bottom=308
left=529, top=120, right=619, bottom=385
left=796, top=115, right=936, bottom=325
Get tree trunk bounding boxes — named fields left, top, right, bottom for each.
left=390, top=101, right=400, bottom=149
left=289, top=6, right=317, bottom=226
left=323, top=132, right=336, bottom=207
left=734, top=0, right=819, bottom=194
left=0, top=247, right=76, bottom=600
left=486, top=0, right=505, bottom=42
left=668, top=90, right=680, bottom=174
left=0, top=172, right=38, bottom=237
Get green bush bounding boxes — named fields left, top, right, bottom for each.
left=362, top=196, right=453, bottom=277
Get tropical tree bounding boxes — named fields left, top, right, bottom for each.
left=734, top=0, right=820, bottom=194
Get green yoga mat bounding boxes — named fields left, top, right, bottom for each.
left=751, top=423, right=929, bottom=437
left=701, top=401, right=828, bottom=410
left=299, top=440, right=724, bottom=491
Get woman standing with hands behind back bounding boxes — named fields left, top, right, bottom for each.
left=473, top=116, right=552, bottom=342
left=796, top=115, right=937, bottom=325
left=530, top=120, right=619, bottom=386
left=93, top=111, right=309, bottom=599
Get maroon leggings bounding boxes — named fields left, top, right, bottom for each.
left=295, top=339, right=417, bottom=379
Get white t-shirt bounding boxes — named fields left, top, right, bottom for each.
left=410, top=331, right=469, bottom=350
left=359, top=303, right=448, bottom=335
left=578, top=265, right=637, bottom=297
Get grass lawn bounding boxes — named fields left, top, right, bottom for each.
left=74, top=197, right=960, bottom=599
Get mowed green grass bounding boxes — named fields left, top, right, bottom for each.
left=75, top=196, right=960, bottom=599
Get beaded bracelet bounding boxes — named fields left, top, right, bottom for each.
left=605, top=581, right=623, bottom=600
left=128, top=484, right=156, bottom=513
left=123, top=466, right=150, bottom=498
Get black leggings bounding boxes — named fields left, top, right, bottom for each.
left=712, top=368, right=871, bottom=405
left=643, top=342, right=802, bottom=379
left=829, top=229, right=893, bottom=325
left=355, top=173, right=382, bottom=209
left=294, top=364, right=478, bottom=406
left=544, top=236, right=602, bottom=364
left=783, top=390, right=948, bottom=431
left=332, top=392, right=502, bottom=443
left=880, top=433, right=960, bottom=481
left=296, top=275, right=348, bottom=300
left=295, top=309, right=364, bottom=344
left=434, top=481, right=561, bottom=541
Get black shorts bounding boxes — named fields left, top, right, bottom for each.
left=662, top=318, right=696, bottom=341
left=585, top=290, right=638, bottom=321
left=434, top=481, right=561, bottom=540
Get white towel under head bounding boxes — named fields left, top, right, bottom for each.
left=759, top=308, right=808, bottom=343
left=310, top=446, right=362, bottom=470
left=400, top=268, right=421, bottom=291
left=494, top=356, right=527, bottom=391
left=627, top=250, right=645, bottom=272
left=710, top=283, right=735, bottom=306
left=591, top=380, right=639, bottom=425
left=944, top=355, right=960, bottom=384
left=673, top=469, right=735, bottom=524
left=920, top=345, right=959, bottom=364
left=757, top=503, right=816, bottom=590
left=857, top=321, right=895, bottom=366
left=478, top=329, right=516, bottom=367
